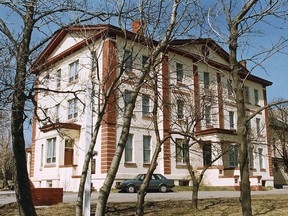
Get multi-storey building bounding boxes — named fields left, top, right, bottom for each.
left=29, top=21, right=273, bottom=191
left=269, top=108, right=288, bottom=188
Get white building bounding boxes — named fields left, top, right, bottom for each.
left=29, top=22, right=273, bottom=192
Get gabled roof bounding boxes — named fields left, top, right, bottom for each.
left=32, top=25, right=109, bottom=74
left=32, top=24, right=272, bottom=87
left=171, top=38, right=272, bottom=87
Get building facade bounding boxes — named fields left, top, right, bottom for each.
left=269, top=108, right=288, bottom=188
left=29, top=22, right=273, bottom=192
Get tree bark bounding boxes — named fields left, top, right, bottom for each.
left=136, top=73, right=164, bottom=216
left=229, top=4, right=255, bottom=212
left=191, top=182, right=199, bottom=209
left=95, top=96, right=139, bottom=215
left=10, top=1, right=37, bottom=215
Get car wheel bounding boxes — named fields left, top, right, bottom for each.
left=159, top=184, right=167, bottom=193
left=127, top=185, right=136, bottom=193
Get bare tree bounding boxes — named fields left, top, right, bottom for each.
left=269, top=101, right=288, bottom=171
left=94, top=1, right=197, bottom=215
left=0, top=129, right=13, bottom=189
left=207, top=1, right=288, bottom=215
left=0, top=1, right=108, bottom=215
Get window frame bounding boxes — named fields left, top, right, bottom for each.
left=203, top=143, right=212, bottom=166
left=125, top=134, right=133, bottom=163
left=259, top=148, right=264, bottom=169
left=69, top=60, right=79, bottom=83
left=176, top=63, right=183, bottom=83
left=143, top=135, right=151, bottom=163
left=142, top=94, right=150, bottom=115
left=68, top=98, right=78, bottom=120
left=256, top=118, right=261, bottom=136
left=229, top=145, right=238, bottom=168
left=244, top=86, right=250, bottom=103
left=177, top=99, right=184, bottom=119
left=227, top=79, right=233, bottom=97
left=254, top=89, right=259, bottom=106
left=229, top=111, right=235, bottom=129
left=205, top=106, right=211, bottom=125
left=203, top=72, right=210, bottom=89
left=175, top=138, right=188, bottom=164
left=56, top=69, right=61, bottom=88
left=46, top=138, right=56, bottom=164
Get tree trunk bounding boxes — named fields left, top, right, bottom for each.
left=11, top=1, right=37, bottom=215
left=229, top=14, right=253, bottom=215
left=191, top=182, right=199, bottom=209
left=136, top=189, right=146, bottom=216
left=95, top=88, right=142, bottom=215
left=135, top=67, right=162, bottom=216
left=185, top=150, right=200, bottom=210
left=76, top=119, right=101, bottom=216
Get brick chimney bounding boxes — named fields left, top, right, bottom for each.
left=132, top=19, right=144, bottom=35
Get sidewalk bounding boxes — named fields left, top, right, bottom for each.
left=1, top=188, right=288, bottom=206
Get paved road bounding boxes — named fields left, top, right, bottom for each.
left=1, top=189, right=288, bottom=206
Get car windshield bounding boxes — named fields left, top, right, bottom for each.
left=133, top=174, right=144, bottom=180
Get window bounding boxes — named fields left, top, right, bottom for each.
left=124, top=50, right=132, bottom=72
left=203, top=72, right=210, bottom=89
left=125, top=134, right=133, bottom=162
left=177, top=100, right=184, bottom=119
left=244, top=86, right=250, bottom=103
left=205, top=106, right=211, bottom=125
left=46, top=138, right=56, bottom=164
left=259, top=148, right=264, bottom=169
left=143, top=135, right=151, bottom=163
left=203, top=143, right=212, bottom=166
left=254, top=89, right=259, bottom=105
left=55, top=104, right=60, bottom=122
left=56, top=69, right=61, bottom=87
left=176, top=63, right=183, bottom=82
left=47, top=180, right=53, bottom=188
left=176, top=138, right=188, bottom=164
left=68, top=98, right=78, bottom=119
left=69, top=60, right=79, bottom=82
left=256, top=118, right=261, bottom=136
left=229, top=145, right=238, bottom=167
left=40, top=144, right=44, bottom=170
left=229, top=111, right=234, bottom=129
left=142, top=55, right=148, bottom=69
left=91, top=51, right=97, bottom=72
left=142, top=95, right=150, bottom=115
left=227, top=79, right=233, bottom=96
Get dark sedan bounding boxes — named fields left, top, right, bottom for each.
left=116, top=173, right=175, bottom=193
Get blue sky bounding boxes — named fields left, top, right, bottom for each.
left=254, top=53, right=288, bottom=102
left=199, top=1, right=288, bottom=103
left=2, top=1, right=287, bottom=144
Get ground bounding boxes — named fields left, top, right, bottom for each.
left=1, top=194, right=288, bottom=215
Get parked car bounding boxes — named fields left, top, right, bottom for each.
left=116, top=173, right=175, bottom=193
